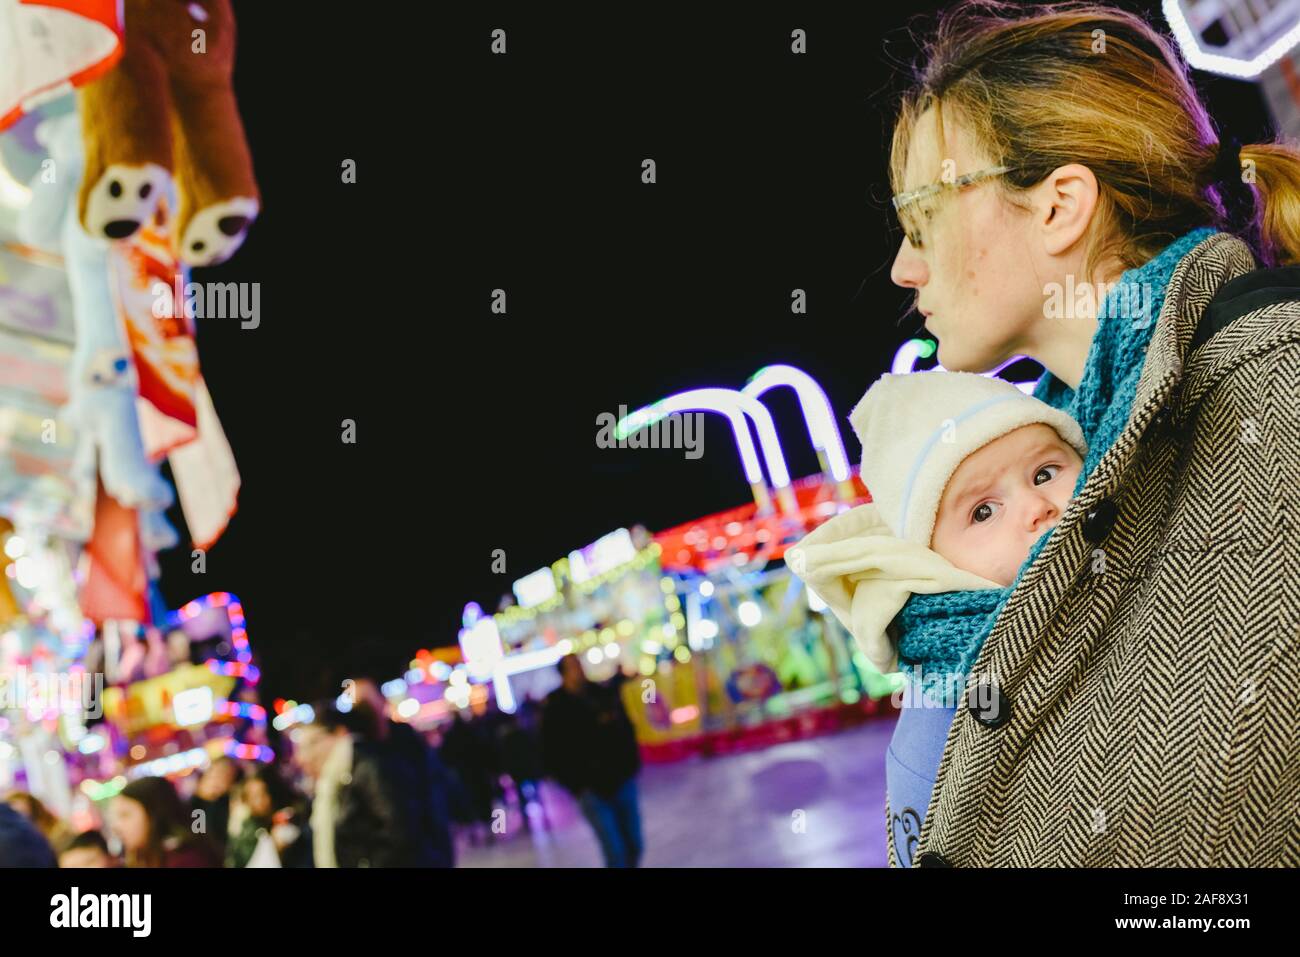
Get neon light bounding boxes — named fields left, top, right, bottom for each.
left=216, top=700, right=267, bottom=723
left=617, top=388, right=792, bottom=490
left=569, top=529, right=637, bottom=583
left=223, top=742, right=274, bottom=763
left=1164, top=0, right=1300, bottom=79
left=617, top=390, right=764, bottom=486
left=744, top=365, right=851, bottom=482
left=173, top=687, right=214, bottom=726
left=490, top=644, right=571, bottom=713
left=206, top=660, right=260, bottom=683
left=170, top=592, right=254, bottom=660
left=459, top=614, right=505, bottom=681
left=512, top=567, right=558, bottom=608
left=128, top=745, right=209, bottom=779
left=462, top=602, right=484, bottom=629
left=271, top=703, right=314, bottom=731
left=890, top=338, right=936, bottom=374
left=890, top=338, right=1040, bottom=393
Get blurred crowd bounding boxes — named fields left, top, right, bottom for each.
left=0, top=654, right=645, bottom=868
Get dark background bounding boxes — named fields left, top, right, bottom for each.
left=155, top=2, right=1275, bottom=702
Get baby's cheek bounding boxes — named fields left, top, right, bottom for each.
left=986, top=537, right=1025, bottom=586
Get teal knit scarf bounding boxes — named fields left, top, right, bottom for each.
left=895, top=226, right=1217, bottom=700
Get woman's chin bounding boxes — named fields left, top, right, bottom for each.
left=935, top=340, right=973, bottom=372
left=936, top=340, right=998, bottom=375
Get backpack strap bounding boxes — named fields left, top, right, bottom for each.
left=1191, top=264, right=1300, bottom=354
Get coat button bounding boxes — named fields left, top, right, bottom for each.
left=1143, top=407, right=1171, bottom=442
left=1081, top=498, right=1118, bottom=544
left=966, top=677, right=1011, bottom=728
left=916, top=851, right=953, bottom=867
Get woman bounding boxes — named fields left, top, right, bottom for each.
left=110, top=776, right=221, bottom=867
left=881, top=1, right=1300, bottom=867
left=225, top=765, right=310, bottom=868
left=4, top=790, right=73, bottom=853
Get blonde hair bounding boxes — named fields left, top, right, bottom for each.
left=889, top=0, right=1300, bottom=275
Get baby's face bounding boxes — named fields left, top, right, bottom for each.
left=929, top=423, right=1082, bottom=586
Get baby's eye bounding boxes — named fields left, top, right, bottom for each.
left=971, top=501, right=999, bottom=524
left=1034, top=464, right=1062, bottom=485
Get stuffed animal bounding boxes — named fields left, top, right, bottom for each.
left=76, top=0, right=258, bottom=266
left=18, top=111, right=173, bottom=514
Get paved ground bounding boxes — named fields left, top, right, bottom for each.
left=455, top=717, right=895, bottom=868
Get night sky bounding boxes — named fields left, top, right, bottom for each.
left=155, top=2, right=1274, bottom=703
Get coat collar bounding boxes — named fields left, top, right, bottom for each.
left=1130, top=231, right=1257, bottom=439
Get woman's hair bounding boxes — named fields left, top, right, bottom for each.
left=242, top=764, right=294, bottom=817
left=889, top=0, right=1300, bottom=275
left=119, top=776, right=203, bottom=867
left=3, top=789, right=60, bottom=838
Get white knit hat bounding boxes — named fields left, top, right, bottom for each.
left=849, top=371, right=1088, bottom=547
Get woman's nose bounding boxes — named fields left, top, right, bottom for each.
left=890, top=237, right=927, bottom=288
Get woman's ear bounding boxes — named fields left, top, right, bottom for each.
left=1036, top=163, right=1101, bottom=257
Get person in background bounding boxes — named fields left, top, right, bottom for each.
left=292, top=702, right=423, bottom=867
left=58, top=830, right=117, bottom=868
left=110, top=776, right=221, bottom=867
left=0, top=801, right=56, bottom=867
left=496, top=702, right=547, bottom=829
left=439, top=709, right=499, bottom=845
left=345, top=678, right=455, bottom=867
left=4, top=790, right=73, bottom=852
left=225, top=764, right=305, bottom=868
left=189, top=755, right=239, bottom=853
left=541, top=654, right=644, bottom=867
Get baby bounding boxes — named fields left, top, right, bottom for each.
left=785, top=370, right=1088, bottom=867
left=786, top=369, right=1087, bottom=676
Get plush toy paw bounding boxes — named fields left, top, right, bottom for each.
left=179, top=196, right=258, bottom=266
left=81, top=163, right=171, bottom=241
left=83, top=348, right=136, bottom=390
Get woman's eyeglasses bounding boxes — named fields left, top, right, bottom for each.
left=890, top=165, right=1013, bottom=249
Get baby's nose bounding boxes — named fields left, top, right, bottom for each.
left=1025, top=496, right=1060, bottom=531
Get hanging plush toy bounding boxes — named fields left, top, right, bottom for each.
left=76, top=0, right=258, bottom=266
left=18, top=111, right=173, bottom=513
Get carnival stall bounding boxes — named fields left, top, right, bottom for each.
left=361, top=365, right=909, bottom=760
left=0, top=1, right=256, bottom=814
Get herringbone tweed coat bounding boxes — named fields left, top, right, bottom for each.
left=886, top=232, right=1300, bottom=867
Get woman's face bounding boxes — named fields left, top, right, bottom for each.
left=890, top=109, right=1070, bottom=374
left=109, top=795, right=149, bottom=852
left=244, top=778, right=272, bottom=818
